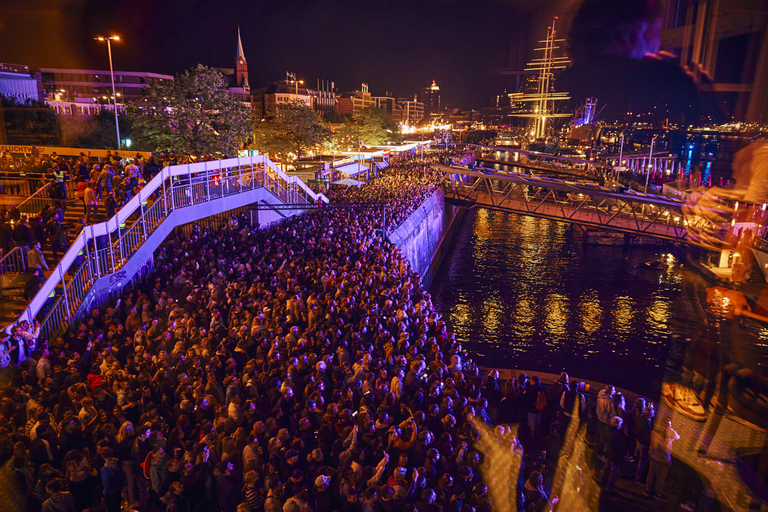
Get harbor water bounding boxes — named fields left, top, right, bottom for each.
left=431, top=208, right=700, bottom=398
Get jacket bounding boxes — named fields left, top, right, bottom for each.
left=595, top=390, right=616, bottom=425
left=649, top=426, right=679, bottom=463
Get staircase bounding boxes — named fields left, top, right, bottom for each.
left=1, top=155, right=328, bottom=338
left=0, top=182, right=123, bottom=326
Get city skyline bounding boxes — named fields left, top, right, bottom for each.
left=0, top=0, right=562, bottom=111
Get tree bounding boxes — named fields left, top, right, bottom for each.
left=324, top=108, right=402, bottom=153
left=0, top=98, right=59, bottom=145
left=59, top=111, right=131, bottom=149
left=251, top=100, right=329, bottom=161
left=127, top=64, right=251, bottom=155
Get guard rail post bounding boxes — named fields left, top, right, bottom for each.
left=161, top=171, right=169, bottom=217
left=205, top=162, right=211, bottom=201
left=58, top=264, right=70, bottom=322
left=90, top=225, right=102, bottom=279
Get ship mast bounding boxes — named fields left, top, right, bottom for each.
left=514, top=17, right=571, bottom=141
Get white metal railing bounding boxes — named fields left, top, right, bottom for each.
left=10, top=154, right=328, bottom=338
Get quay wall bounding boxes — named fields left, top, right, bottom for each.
left=389, top=188, right=464, bottom=289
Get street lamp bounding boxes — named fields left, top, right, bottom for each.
left=294, top=79, right=304, bottom=97
left=95, top=35, right=121, bottom=148
left=644, top=134, right=657, bottom=194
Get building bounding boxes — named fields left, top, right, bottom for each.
left=421, top=80, right=442, bottom=122
left=39, top=68, right=173, bottom=115
left=308, top=79, right=337, bottom=117
left=373, top=92, right=397, bottom=113
left=396, top=96, right=424, bottom=125
left=0, top=63, right=40, bottom=102
left=234, top=27, right=249, bottom=93
left=337, top=84, right=376, bottom=116
left=216, top=28, right=253, bottom=107
left=219, top=27, right=250, bottom=94
left=252, top=78, right=312, bottom=120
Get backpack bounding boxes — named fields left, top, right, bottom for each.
left=535, top=390, right=547, bottom=411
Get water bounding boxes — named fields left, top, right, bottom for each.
left=431, top=208, right=693, bottom=398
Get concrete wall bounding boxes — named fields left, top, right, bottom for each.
left=389, top=189, right=464, bottom=288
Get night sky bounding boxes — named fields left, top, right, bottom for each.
left=0, top=0, right=578, bottom=110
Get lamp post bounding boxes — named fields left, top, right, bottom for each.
left=294, top=79, right=304, bottom=98
left=644, top=134, right=656, bottom=194
left=95, top=35, right=121, bottom=149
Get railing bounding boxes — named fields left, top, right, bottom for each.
left=438, top=165, right=728, bottom=242
left=17, top=182, right=54, bottom=217
left=10, top=154, right=328, bottom=339
left=0, top=246, right=26, bottom=278
left=0, top=176, right=34, bottom=196
left=0, top=247, right=27, bottom=322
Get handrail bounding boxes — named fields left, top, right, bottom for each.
left=7, top=154, right=328, bottom=338
left=0, top=246, right=26, bottom=283
left=16, top=182, right=53, bottom=215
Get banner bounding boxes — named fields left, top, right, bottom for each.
left=0, top=145, right=152, bottom=159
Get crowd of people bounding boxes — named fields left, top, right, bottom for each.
left=326, top=150, right=472, bottom=232
left=0, top=149, right=234, bottom=276
left=0, top=152, right=689, bottom=512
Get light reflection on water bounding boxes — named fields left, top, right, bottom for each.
left=431, top=208, right=688, bottom=397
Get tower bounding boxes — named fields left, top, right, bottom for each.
left=235, top=26, right=249, bottom=92
left=421, top=80, right=441, bottom=122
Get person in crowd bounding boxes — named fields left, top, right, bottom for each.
left=13, top=215, right=33, bottom=267
left=85, top=182, right=98, bottom=224
left=77, top=177, right=88, bottom=216
left=645, top=415, right=680, bottom=501
left=28, top=240, right=49, bottom=272
left=634, top=405, right=654, bottom=485
left=98, top=165, right=116, bottom=201
left=601, top=416, right=628, bottom=493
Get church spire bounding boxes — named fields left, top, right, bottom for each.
left=236, top=25, right=246, bottom=63
left=235, top=26, right=249, bottom=92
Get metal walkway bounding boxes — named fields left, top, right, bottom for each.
left=5, top=155, right=328, bottom=339
left=438, top=165, right=724, bottom=242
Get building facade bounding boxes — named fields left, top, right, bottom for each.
left=309, top=79, right=337, bottom=117
left=39, top=68, right=173, bottom=115
left=337, top=84, right=376, bottom=116
left=396, top=96, right=424, bottom=125
left=252, top=80, right=312, bottom=120
left=421, top=80, right=441, bottom=122
left=0, top=63, right=40, bottom=102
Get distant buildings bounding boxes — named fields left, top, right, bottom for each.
left=421, top=80, right=441, bottom=122
left=39, top=68, right=173, bottom=115
left=251, top=78, right=313, bottom=120
left=217, top=28, right=253, bottom=106
left=337, top=84, right=376, bottom=116
left=397, top=96, right=425, bottom=125
left=0, top=63, right=40, bottom=102
left=2, top=28, right=450, bottom=131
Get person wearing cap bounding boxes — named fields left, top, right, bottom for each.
left=280, top=449, right=300, bottom=482
left=312, top=474, right=336, bottom=511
